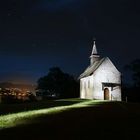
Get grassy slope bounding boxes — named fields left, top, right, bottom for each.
left=0, top=99, right=87, bottom=115
left=0, top=99, right=140, bottom=140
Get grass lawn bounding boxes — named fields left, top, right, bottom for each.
left=0, top=99, right=140, bottom=139
left=0, top=98, right=87, bottom=115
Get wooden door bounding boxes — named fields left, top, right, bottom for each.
left=104, top=88, right=109, bottom=100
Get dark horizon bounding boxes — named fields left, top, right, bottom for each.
left=0, top=0, right=140, bottom=84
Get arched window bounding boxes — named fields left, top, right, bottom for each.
left=84, top=81, right=86, bottom=89
left=88, top=80, right=90, bottom=88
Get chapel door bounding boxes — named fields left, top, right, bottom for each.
left=104, top=88, right=109, bottom=100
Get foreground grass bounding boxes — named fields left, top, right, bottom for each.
left=0, top=99, right=103, bottom=128
left=1, top=99, right=140, bottom=140
left=0, top=98, right=87, bottom=115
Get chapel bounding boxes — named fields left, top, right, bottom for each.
left=79, top=41, right=121, bottom=101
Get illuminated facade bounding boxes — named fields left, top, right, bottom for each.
left=79, top=41, right=121, bottom=101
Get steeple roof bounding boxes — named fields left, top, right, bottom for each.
left=90, top=40, right=100, bottom=65
left=91, top=41, right=98, bottom=55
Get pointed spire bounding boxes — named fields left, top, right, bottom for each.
left=91, top=41, right=98, bottom=55
left=90, top=40, right=100, bottom=65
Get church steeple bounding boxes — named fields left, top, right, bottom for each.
left=91, top=41, right=98, bottom=55
left=90, top=40, right=100, bottom=65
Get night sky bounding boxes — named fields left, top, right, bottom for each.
left=0, top=0, right=140, bottom=84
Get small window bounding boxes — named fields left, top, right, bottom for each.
left=88, top=80, right=90, bottom=88
left=84, top=82, right=86, bottom=89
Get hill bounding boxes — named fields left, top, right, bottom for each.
left=0, top=99, right=140, bottom=139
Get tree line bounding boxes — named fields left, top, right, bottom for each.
left=122, top=59, right=140, bottom=102
left=36, top=67, right=79, bottom=99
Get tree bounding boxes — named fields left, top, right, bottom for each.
left=125, top=59, right=140, bottom=87
left=122, top=59, right=140, bottom=102
left=37, top=67, right=79, bottom=99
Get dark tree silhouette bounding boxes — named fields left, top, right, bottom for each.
left=123, top=59, right=140, bottom=102
left=37, top=67, right=79, bottom=99
left=125, top=59, right=140, bottom=87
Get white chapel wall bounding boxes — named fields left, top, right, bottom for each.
left=80, top=75, right=93, bottom=99
left=92, top=58, right=121, bottom=100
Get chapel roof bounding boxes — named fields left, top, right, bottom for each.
left=79, top=57, right=106, bottom=79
